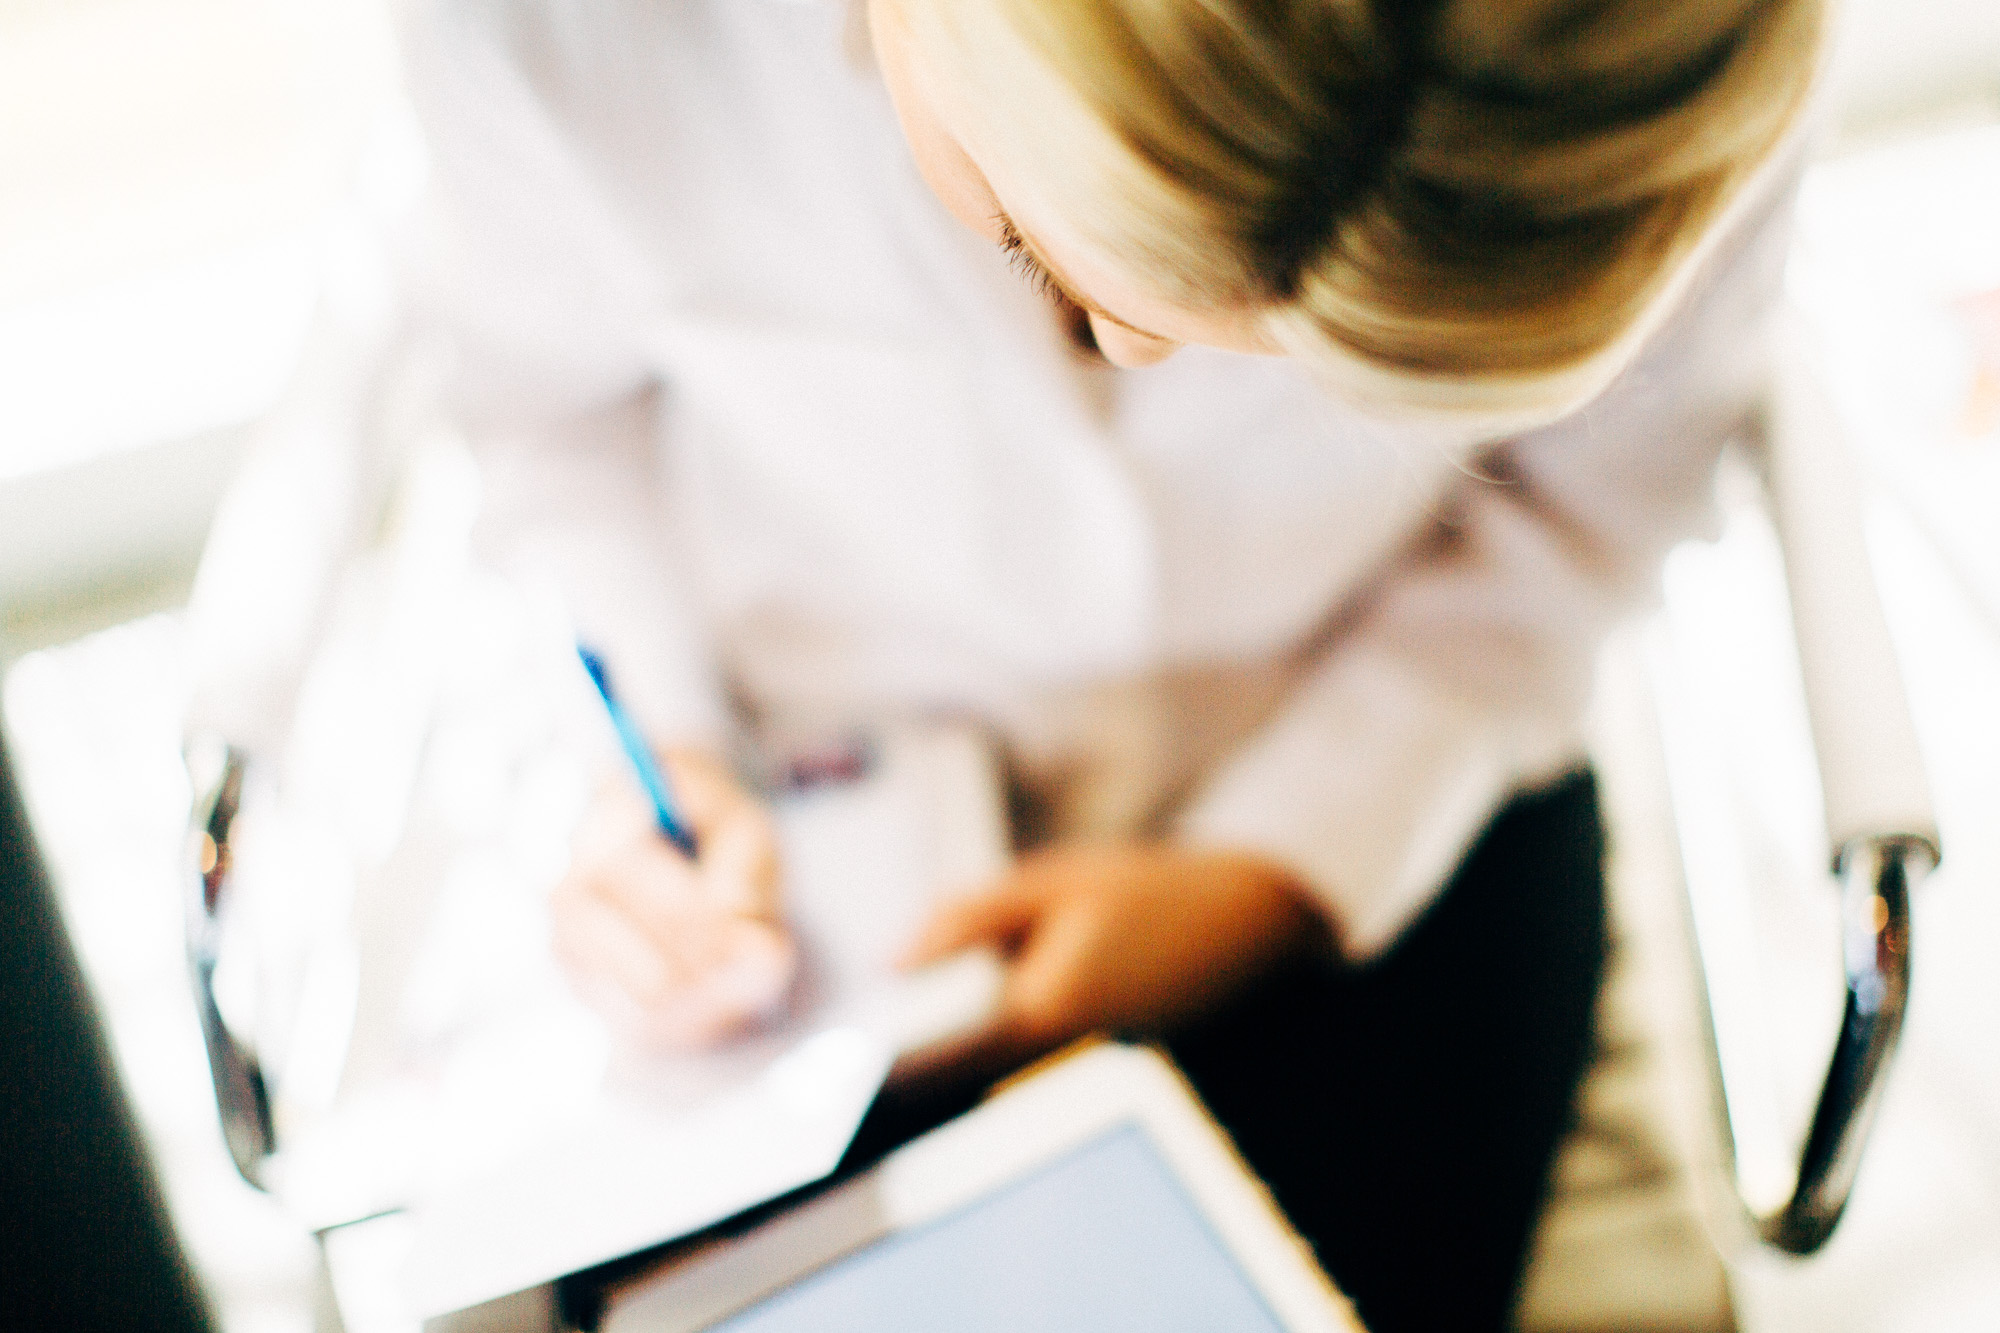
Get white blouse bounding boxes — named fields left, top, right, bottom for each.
left=404, top=0, right=1805, bottom=956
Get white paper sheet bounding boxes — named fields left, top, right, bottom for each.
left=274, top=720, right=1006, bottom=1322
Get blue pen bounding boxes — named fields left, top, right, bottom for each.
left=577, top=645, right=699, bottom=859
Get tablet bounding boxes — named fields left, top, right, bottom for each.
left=599, top=1043, right=1362, bottom=1333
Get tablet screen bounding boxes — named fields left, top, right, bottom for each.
left=704, top=1124, right=1285, bottom=1332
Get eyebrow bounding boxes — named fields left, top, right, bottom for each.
left=994, top=213, right=1169, bottom=342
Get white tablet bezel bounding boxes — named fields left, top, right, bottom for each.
left=599, top=1042, right=1362, bottom=1333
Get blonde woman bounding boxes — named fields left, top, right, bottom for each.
left=402, top=0, right=1823, bottom=1325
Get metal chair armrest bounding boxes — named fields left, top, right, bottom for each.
left=184, top=738, right=275, bottom=1190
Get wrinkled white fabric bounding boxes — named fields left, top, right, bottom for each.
left=404, top=0, right=1807, bottom=956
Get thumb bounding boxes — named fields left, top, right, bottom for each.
left=900, top=884, right=1042, bottom=969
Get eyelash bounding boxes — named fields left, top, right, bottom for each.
left=996, top=217, right=1061, bottom=303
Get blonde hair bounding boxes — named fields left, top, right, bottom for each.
left=889, top=0, right=1825, bottom=417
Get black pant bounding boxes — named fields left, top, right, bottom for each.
left=1169, top=768, right=1608, bottom=1333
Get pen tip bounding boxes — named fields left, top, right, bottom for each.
left=577, top=645, right=610, bottom=693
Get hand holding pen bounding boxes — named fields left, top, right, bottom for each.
left=551, top=648, right=797, bottom=1048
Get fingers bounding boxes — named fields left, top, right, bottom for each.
left=554, top=867, right=798, bottom=1047
left=555, top=748, right=794, bottom=1048
left=577, top=748, right=781, bottom=931
left=702, top=917, right=797, bottom=1018
left=902, top=848, right=1328, bottom=1091
left=901, top=885, right=1044, bottom=968
left=550, top=872, right=675, bottom=1006
left=894, top=877, right=1074, bottom=1087
left=658, top=747, right=738, bottom=831
left=636, top=917, right=796, bottom=1047
left=664, top=749, right=781, bottom=918
left=697, top=800, right=781, bottom=920
left=585, top=824, right=702, bottom=928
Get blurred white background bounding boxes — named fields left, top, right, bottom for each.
left=0, top=0, right=404, bottom=650
left=1, top=1, right=1996, bottom=1330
